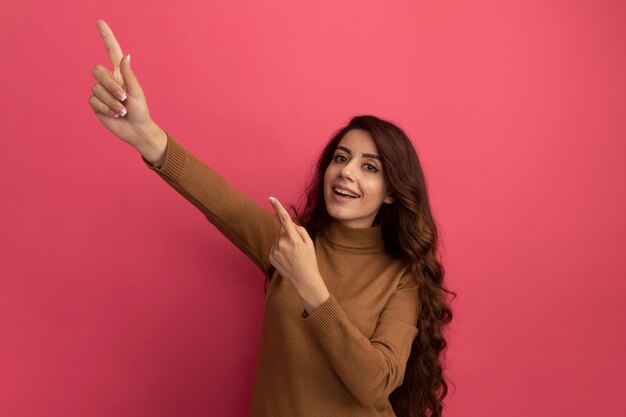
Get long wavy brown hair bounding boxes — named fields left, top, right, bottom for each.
left=292, top=115, right=456, bottom=417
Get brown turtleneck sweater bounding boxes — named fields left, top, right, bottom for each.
left=142, top=131, right=420, bottom=417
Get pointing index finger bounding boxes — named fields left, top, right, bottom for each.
left=269, top=196, right=301, bottom=241
left=96, top=19, right=124, bottom=72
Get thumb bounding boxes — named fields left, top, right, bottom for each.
left=119, top=54, right=145, bottom=100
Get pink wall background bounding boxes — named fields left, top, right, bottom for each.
left=1, top=0, right=625, bottom=416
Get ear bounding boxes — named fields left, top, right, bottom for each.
left=384, top=193, right=395, bottom=204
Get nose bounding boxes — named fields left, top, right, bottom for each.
left=339, top=160, right=357, bottom=181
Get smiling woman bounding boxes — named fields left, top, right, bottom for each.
left=89, top=18, right=455, bottom=417
left=293, top=116, right=456, bottom=417
left=323, top=129, right=395, bottom=228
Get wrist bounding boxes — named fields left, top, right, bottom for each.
left=297, top=274, right=330, bottom=315
left=134, top=121, right=167, bottom=166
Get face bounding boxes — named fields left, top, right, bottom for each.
left=323, top=129, right=394, bottom=228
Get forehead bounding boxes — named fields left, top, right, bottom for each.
left=337, top=129, right=378, bottom=154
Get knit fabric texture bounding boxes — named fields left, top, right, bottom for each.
left=142, top=131, right=420, bottom=417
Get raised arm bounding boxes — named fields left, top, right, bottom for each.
left=142, top=130, right=281, bottom=276
left=89, top=19, right=280, bottom=277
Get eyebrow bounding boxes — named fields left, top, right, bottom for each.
left=336, top=146, right=381, bottom=160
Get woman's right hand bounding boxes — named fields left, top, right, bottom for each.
left=89, top=19, right=166, bottom=165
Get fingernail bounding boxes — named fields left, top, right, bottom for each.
left=117, top=90, right=127, bottom=101
left=268, top=196, right=275, bottom=203
left=109, top=110, right=120, bottom=118
left=118, top=107, right=127, bottom=117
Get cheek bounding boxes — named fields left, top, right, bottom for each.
left=362, top=179, right=387, bottom=201
left=322, top=169, right=332, bottom=198
left=323, top=166, right=335, bottom=188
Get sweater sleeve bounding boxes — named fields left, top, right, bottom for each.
left=302, top=272, right=420, bottom=406
left=141, top=130, right=281, bottom=278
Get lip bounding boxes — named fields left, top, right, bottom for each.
left=331, top=183, right=360, bottom=197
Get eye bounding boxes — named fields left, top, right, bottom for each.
left=364, top=163, right=380, bottom=173
left=333, top=154, right=348, bottom=163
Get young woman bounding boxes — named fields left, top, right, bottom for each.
left=90, top=19, right=454, bottom=417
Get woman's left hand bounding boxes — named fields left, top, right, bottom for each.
left=268, top=196, right=330, bottom=312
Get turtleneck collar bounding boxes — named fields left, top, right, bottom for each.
left=321, top=218, right=386, bottom=252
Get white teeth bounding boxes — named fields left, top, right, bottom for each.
left=334, top=187, right=359, bottom=198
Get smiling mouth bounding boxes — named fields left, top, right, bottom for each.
left=333, top=187, right=360, bottom=198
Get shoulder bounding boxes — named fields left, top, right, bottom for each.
left=398, top=268, right=420, bottom=289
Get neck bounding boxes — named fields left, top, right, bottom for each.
left=322, top=217, right=385, bottom=252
